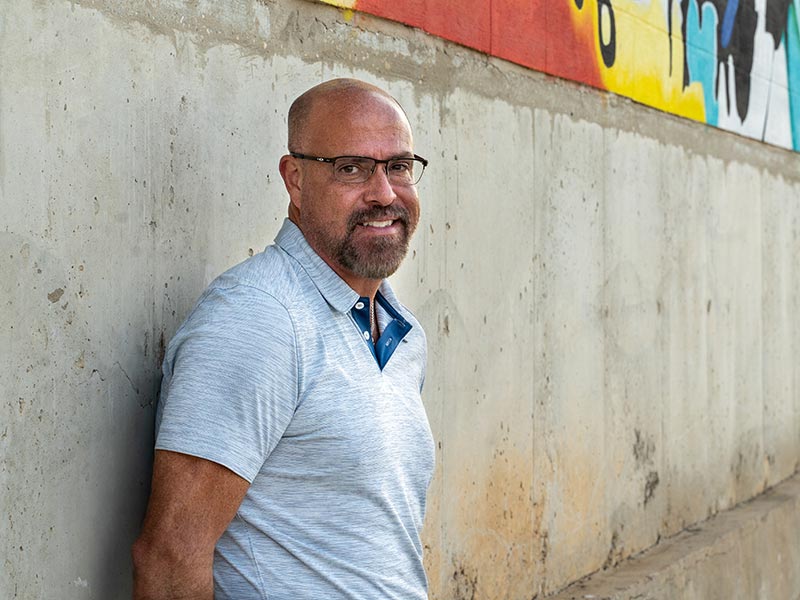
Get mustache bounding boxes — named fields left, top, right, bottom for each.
left=346, top=206, right=410, bottom=231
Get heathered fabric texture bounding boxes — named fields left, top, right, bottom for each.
left=155, top=219, right=435, bottom=600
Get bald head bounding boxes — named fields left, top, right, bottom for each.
left=287, top=78, right=409, bottom=152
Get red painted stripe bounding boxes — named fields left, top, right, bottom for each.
left=355, top=0, right=491, bottom=53
left=491, top=0, right=547, bottom=72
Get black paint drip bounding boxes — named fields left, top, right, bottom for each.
left=670, top=0, right=792, bottom=121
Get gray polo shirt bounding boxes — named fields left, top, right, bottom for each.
left=155, top=219, right=435, bottom=599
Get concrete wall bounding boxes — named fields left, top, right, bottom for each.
left=549, top=475, right=800, bottom=600
left=2, top=1, right=799, bottom=598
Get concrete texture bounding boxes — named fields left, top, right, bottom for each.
left=549, top=473, right=800, bottom=600
left=2, top=1, right=800, bottom=598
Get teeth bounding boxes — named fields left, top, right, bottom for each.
left=362, top=220, right=394, bottom=228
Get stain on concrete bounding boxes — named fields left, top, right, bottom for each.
left=644, top=471, right=660, bottom=506
left=439, top=446, right=535, bottom=599
left=633, top=429, right=655, bottom=467
left=540, top=530, right=549, bottom=562
left=452, top=561, right=478, bottom=600
left=47, top=288, right=64, bottom=303
left=441, top=313, right=450, bottom=336
left=157, top=330, right=166, bottom=367
left=603, top=530, right=624, bottom=570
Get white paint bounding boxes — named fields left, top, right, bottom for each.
left=763, top=37, right=793, bottom=149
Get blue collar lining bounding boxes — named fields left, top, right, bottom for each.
left=351, top=291, right=412, bottom=370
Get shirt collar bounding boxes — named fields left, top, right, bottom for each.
left=378, top=278, right=403, bottom=311
left=274, top=218, right=361, bottom=313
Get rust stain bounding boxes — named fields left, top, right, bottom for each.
left=439, top=446, right=536, bottom=600
left=421, top=461, right=444, bottom=594
left=535, top=442, right=609, bottom=594
left=451, top=561, right=478, bottom=600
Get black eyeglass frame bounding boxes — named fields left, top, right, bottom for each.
left=289, top=152, right=429, bottom=185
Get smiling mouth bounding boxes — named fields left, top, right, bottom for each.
left=348, top=207, right=409, bottom=234
left=360, top=220, right=395, bottom=228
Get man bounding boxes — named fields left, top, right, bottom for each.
left=132, top=78, right=434, bottom=599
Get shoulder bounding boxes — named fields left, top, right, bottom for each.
left=165, top=249, right=307, bottom=370
left=182, top=242, right=316, bottom=326
left=211, top=244, right=305, bottom=307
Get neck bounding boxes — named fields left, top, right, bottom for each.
left=325, top=259, right=381, bottom=299
left=348, top=277, right=381, bottom=302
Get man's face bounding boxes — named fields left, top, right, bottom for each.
left=290, top=94, right=420, bottom=285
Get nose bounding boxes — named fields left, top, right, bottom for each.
left=364, top=164, right=398, bottom=206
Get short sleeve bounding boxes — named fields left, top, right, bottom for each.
left=155, top=284, right=298, bottom=482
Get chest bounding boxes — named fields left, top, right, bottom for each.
left=274, top=311, right=433, bottom=488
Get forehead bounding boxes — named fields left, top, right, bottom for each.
left=305, top=92, right=413, bottom=155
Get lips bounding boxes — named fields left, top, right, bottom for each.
left=348, top=207, right=409, bottom=233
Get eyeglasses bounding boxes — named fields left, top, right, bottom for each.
left=290, top=152, right=428, bottom=185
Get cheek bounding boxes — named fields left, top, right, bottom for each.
left=403, top=192, right=421, bottom=228
left=317, top=205, right=361, bottom=240
left=302, top=186, right=347, bottom=225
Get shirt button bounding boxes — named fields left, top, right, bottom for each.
left=363, top=331, right=370, bottom=339
left=355, top=301, right=365, bottom=310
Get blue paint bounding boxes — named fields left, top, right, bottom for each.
left=686, top=0, right=720, bottom=124
left=787, top=1, right=800, bottom=150
left=720, top=0, right=739, bottom=49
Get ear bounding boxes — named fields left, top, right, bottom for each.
left=279, top=154, right=303, bottom=210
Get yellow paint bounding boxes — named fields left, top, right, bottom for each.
left=317, top=0, right=357, bottom=21
left=600, top=1, right=706, bottom=122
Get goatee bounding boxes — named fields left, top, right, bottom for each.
left=336, top=206, right=416, bottom=279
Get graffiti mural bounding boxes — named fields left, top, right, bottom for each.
left=320, top=0, right=800, bottom=152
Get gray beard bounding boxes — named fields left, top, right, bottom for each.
left=335, top=205, right=414, bottom=279
left=337, top=230, right=410, bottom=279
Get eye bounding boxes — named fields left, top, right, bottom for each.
left=334, top=159, right=371, bottom=179
left=389, top=159, right=413, bottom=173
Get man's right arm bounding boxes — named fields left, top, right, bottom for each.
left=131, top=449, right=251, bottom=599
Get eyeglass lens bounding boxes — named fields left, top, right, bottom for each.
left=332, top=157, right=423, bottom=185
